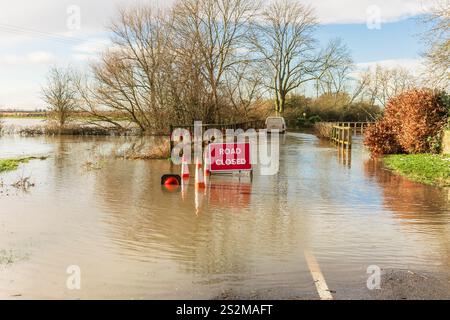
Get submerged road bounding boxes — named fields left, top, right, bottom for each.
left=0, top=132, right=449, bottom=299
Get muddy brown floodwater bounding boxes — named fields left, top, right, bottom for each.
left=0, top=133, right=449, bottom=299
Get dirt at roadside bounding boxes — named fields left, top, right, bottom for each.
left=212, top=269, right=450, bottom=300
left=367, top=269, right=450, bottom=300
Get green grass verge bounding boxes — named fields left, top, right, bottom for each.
left=384, top=154, right=450, bottom=187
left=0, top=156, right=47, bottom=173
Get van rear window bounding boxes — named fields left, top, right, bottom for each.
left=267, top=118, right=283, bottom=125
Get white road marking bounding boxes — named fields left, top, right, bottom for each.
left=304, top=250, right=333, bottom=300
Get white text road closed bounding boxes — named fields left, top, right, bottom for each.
left=208, top=143, right=251, bottom=172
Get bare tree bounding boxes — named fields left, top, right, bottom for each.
left=314, top=39, right=354, bottom=105
left=72, top=71, right=127, bottom=131
left=171, top=0, right=259, bottom=122
left=353, top=65, right=418, bottom=114
left=312, top=41, right=384, bottom=120
left=66, top=1, right=361, bottom=130
left=251, top=0, right=347, bottom=114
left=420, top=0, right=449, bottom=89
left=76, top=2, right=261, bottom=131
left=250, top=0, right=317, bottom=114
left=360, top=65, right=417, bottom=107
left=223, top=62, right=265, bottom=120
left=42, top=67, right=78, bottom=127
left=76, top=7, right=173, bottom=132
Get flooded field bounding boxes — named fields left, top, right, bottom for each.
left=1, top=132, right=449, bottom=299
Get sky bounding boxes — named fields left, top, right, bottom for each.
left=0, top=0, right=433, bottom=110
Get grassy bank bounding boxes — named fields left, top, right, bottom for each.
left=0, top=157, right=47, bottom=173
left=384, top=154, right=450, bottom=187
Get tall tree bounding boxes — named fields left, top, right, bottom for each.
left=420, top=0, right=449, bottom=89
left=359, top=66, right=417, bottom=107
left=171, top=0, right=258, bottom=122
left=251, top=0, right=344, bottom=114
left=315, top=39, right=354, bottom=105
left=42, top=67, right=78, bottom=127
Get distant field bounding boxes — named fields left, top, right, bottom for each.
left=0, top=111, right=128, bottom=121
left=0, top=111, right=47, bottom=118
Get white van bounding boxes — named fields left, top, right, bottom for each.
left=265, top=116, right=286, bottom=134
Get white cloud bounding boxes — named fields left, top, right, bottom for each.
left=73, top=39, right=111, bottom=54
left=0, top=85, right=42, bottom=110
left=301, top=0, right=431, bottom=24
left=0, top=0, right=431, bottom=49
left=71, top=38, right=111, bottom=61
left=71, top=54, right=92, bottom=62
left=0, top=0, right=172, bottom=42
left=355, top=58, right=425, bottom=75
left=0, top=0, right=431, bottom=36
left=0, top=51, right=56, bottom=65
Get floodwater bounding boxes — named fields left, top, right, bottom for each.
left=0, top=131, right=449, bottom=299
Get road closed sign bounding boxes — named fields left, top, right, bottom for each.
left=208, top=143, right=252, bottom=172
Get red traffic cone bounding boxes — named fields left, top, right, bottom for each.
left=161, top=174, right=181, bottom=192
left=195, top=162, right=206, bottom=189
left=181, top=155, right=190, bottom=178
left=161, top=175, right=180, bottom=186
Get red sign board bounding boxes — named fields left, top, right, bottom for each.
left=208, top=143, right=252, bottom=172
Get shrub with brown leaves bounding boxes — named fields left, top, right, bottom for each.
left=388, top=90, right=447, bottom=153
left=364, top=120, right=404, bottom=156
left=364, top=89, right=448, bottom=155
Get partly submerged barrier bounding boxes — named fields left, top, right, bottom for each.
left=314, top=121, right=374, bottom=148
left=331, top=125, right=352, bottom=148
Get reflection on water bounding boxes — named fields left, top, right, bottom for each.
left=363, top=158, right=450, bottom=267
left=364, top=158, right=449, bottom=220
left=337, top=147, right=351, bottom=167
left=0, top=133, right=449, bottom=299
